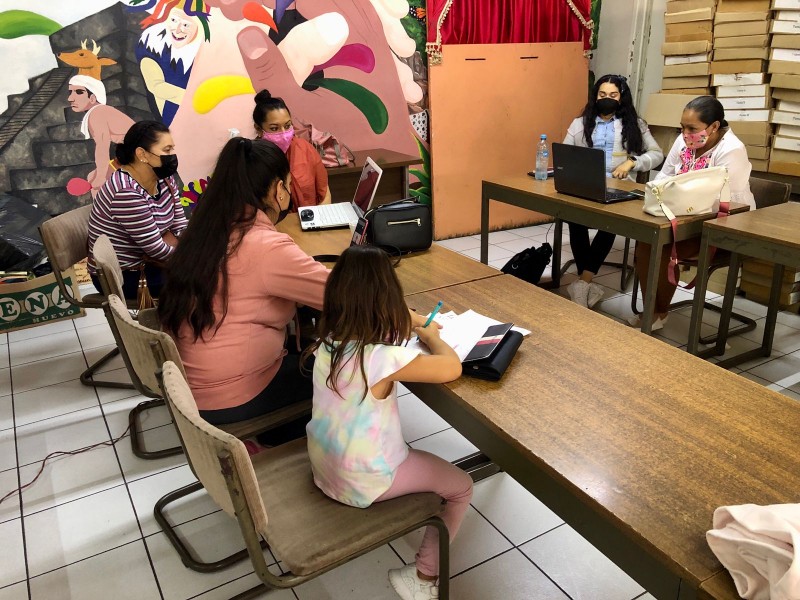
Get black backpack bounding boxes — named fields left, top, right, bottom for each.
left=501, top=242, right=553, bottom=285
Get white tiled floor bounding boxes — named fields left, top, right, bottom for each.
left=1, top=223, right=798, bottom=599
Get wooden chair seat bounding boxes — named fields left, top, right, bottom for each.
left=159, top=361, right=451, bottom=597
left=254, top=438, right=444, bottom=576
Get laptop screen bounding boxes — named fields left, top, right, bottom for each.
left=353, top=158, right=383, bottom=212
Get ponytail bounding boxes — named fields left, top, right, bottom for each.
left=115, top=120, right=170, bottom=166
left=252, top=89, right=290, bottom=128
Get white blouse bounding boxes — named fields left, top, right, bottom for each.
left=656, top=129, right=755, bottom=209
left=563, top=116, right=665, bottom=179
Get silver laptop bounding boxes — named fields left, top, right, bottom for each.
left=299, top=157, right=383, bottom=230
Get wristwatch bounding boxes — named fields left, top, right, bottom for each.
left=627, top=155, right=637, bottom=164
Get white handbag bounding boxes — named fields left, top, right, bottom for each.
left=643, top=166, right=730, bottom=219
left=642, top=166, right=731, bottom=286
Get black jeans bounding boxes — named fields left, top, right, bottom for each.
left=200, top=353, right=314, bottom=446
left=567, top=222, right=616, bottom=276
left=90, top=263, right=166, bottom=300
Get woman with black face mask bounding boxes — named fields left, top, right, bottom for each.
left=88, top=120, right=186, bottom=301
left=562, top=74, right=664, bottom=310
left=158, top=137, right=330, bottom=445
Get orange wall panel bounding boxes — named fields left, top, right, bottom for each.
left=429, top=43, right=588, bottom=239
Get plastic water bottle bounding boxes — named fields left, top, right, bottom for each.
left=535, top=134, right=549, bottom=181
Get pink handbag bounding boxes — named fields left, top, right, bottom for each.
left=294, top=119, right=354, bottom=168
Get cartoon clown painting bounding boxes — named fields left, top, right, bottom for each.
left=129, top=0, right=210, bottom=125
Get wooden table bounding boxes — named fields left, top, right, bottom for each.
left=480, top=176, right=748, bottom=334
left=277, top=214, right=500, bottom=296
left=697, top=572, right=740, bottom=600
left=328, top=149, right=422, bottom=206
left=688, top=202, right=800, bottom=369
left=404, top=274, right=800, bottom=600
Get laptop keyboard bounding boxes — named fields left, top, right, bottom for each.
left=313, top=203, right=353, bottom=226
left=606, top=188, right=633, bottom=201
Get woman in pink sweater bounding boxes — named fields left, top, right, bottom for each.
left=158, top=137, right=329, bottom=440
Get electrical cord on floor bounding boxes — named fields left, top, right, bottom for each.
left=0, top=405, right=143, bottom=506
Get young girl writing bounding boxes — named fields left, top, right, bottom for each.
left=305, top=245, right=473, bottom=600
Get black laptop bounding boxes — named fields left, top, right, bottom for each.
left=552, top=143, right=640, bottom=204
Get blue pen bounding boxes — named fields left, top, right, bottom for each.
left=423, top=301, right=444, bottom=328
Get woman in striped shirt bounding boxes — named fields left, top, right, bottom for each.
left=88, top=120, right=187, bottom=299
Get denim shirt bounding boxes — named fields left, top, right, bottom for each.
left=593, top=116, right=616, bottom=177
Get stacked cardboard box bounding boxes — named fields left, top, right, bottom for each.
left=768, top=0, right=800, bottom=175
left=662, top=0, right=716, bottom=93
left=712, top=0, right=773, bottom=170
left=740, top=258, right=800, bottom=310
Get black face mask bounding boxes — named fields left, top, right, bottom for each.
left=596, top=98, right=620, bottom=116
left=275, top=186, right=293, bottom=224
left=151, top=153, right=179, bottom=179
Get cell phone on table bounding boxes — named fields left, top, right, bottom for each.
left=629, top=189, right=645, bottom=198
left=350, top=217, right=369, bottom=246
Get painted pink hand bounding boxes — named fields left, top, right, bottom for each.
left=66, top=178, right=92, bottom=196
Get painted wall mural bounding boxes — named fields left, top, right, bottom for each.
left=0, top=0, right=429, bottom=215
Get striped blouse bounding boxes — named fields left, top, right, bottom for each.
left=87, top=170, right=188, bottom=272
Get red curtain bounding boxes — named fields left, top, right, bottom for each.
left=427, top=0, right=591, bottom=49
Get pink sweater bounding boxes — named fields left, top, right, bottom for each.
left=176, top=211, right=329, bottom=411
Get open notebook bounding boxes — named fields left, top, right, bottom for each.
left=406, top=310, right=529, bottom=381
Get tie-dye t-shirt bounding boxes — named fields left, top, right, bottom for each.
left=306, top=342, right=421, bottom=508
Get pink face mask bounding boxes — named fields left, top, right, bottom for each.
left=683, top=129, right=709, bottom=150
left=261, top=127, right=294, bottom=153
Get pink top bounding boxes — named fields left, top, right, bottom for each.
left=175, top=211, right=329, bottom=411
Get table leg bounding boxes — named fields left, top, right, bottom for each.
left=716, top=258, right=783, bottom=370
left=551, top=218, right=563, bottom=289
left=714, top=252, right=741, bottom=357
left=641, top=233, right=662, bottom=335
left=402, top=165, right=410, bottom=198
left=480, top=185, right=490, bottom=264
left=762, top=263, right=785, bottom=355
left=687, top=233, right=712, bottom=355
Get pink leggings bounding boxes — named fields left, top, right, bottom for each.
left=375, top=449, right=473, bottom=577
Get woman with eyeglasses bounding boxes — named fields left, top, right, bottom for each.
left=562, top=74, right=664, bottom=309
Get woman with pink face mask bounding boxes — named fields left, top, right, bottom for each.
left=253, top=89, right=331, bottom=209
left=629, top=96, right=754, bottom=330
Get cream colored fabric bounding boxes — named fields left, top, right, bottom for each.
left=40, top=205, right=92, bottom=271
left=707, top=504, right=800, bottom=600
left=161, top=361, right=270, bottom=538
left=107, top=294, right=185, bottom=394
left=92, top=234, right=125, bottom=298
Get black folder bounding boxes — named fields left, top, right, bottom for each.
left=461, top=328, right=523, bottom=382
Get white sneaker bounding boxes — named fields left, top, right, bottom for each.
left=567, top=279, right=590, bottom=307
left=388, top=565, right=439, bottom=600
left=587, top=282, right=605, bottom=309
left=627, top=313, right=668, bottom=332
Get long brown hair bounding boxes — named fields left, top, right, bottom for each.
left=158, top=137, right=290, bottom=340
left=304, top=245, right=410, bottom=401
